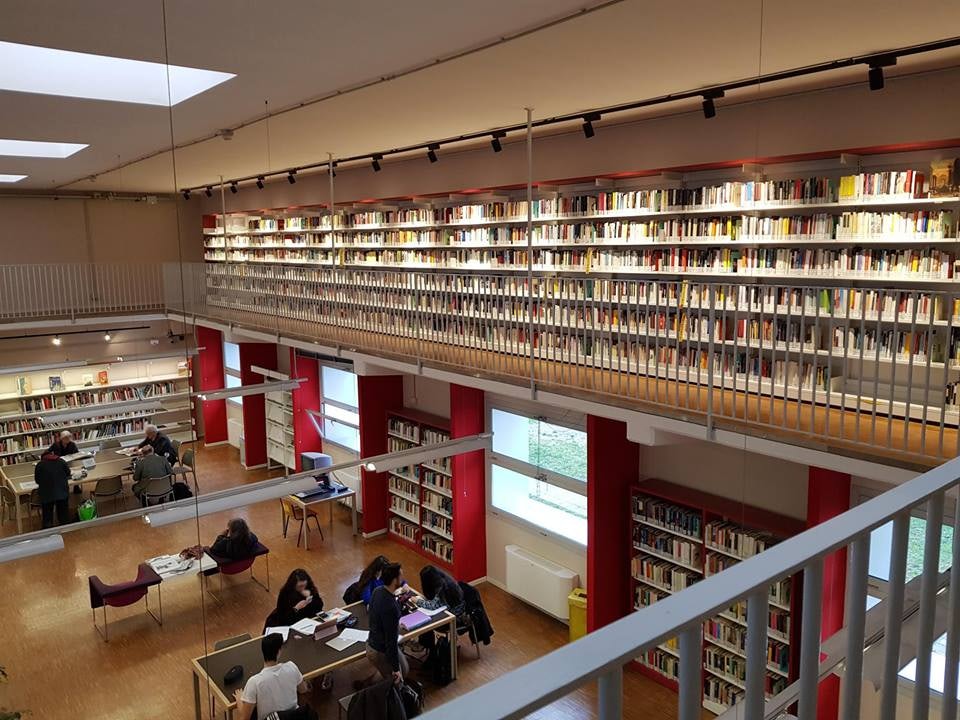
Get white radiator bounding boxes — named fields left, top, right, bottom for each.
left=504, top=544, right=579, bottom=620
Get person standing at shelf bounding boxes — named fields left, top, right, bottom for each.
left=136, top=424, right=178, bottom=464
left=131, top=445, right=173, bottom=504
left=34, top=452, right=70, bottom=528
left=46, top=430, right=78, bottom=458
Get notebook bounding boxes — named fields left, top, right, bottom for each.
left=399, top=610, right=431, bottom=632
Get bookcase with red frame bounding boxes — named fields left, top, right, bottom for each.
left=629, top=478, right=805, bottom=716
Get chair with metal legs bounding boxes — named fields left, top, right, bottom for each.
left=88, top=563, right=163, bottom=642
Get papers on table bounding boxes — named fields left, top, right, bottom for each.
left=116, top=447, right=139, bottom=457
left=322, top=607, right=352, bottom=623
left=325, top=627, right=369, bottom=652
left=290, top=618, right=320, bottom=635
left=264, top=626, right=290, bottom=642
left=421, top=605, right=448, bottom=617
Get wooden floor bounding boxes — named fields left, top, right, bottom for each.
left=196, top=306, right=955, bottom=469
left=0, top=444, right=700, bottom=720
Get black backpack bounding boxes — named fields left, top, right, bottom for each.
left=399, top=680, right=424, bottom=717
left=426, top=636, right=452, bottom=686
left=172, top=481, right=193, bottom=500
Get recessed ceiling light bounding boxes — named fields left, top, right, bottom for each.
left=0, top=41, right=235, bottom=106
left=0, top=174, right=26, bottom=183
left=0, top=138, right=87, bottom=158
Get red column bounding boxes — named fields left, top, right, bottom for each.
left=450, top=384, right=486, bottom=582
left=357, top=374, right=403, bottom=534
left=196, top=325, right=228, bottom=445
left=238, top=342, right=278, bottom=468
left=807, top=467, right=852, bottom=720
left=586, top=415, right=639, bottom=632
left=290, top=350, right=322, bottom=472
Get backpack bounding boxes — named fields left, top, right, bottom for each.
left=427, top=636, right=452, bottom=686
left=399, top=680, right=424, bottom=717
left=172, top=481, right=193, bottom=500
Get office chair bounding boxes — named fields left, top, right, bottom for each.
left=213, top=633, right=251, bottom=651
left=140, top=475, right=175, bottom=507
left=172, top=448, right=197, bottom=490
left=92, top=475, right=125, bottom=513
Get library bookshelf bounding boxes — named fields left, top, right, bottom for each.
left=629, top=478, right=805, bottom=715
left=386, top=409, right=456, bottom=569
left=202, top=165, right=960, bottom=462
left=0, top=358, right=194, bottom=465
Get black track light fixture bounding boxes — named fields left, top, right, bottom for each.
left=256, top=176, right=264, bottom=189
left=427, top=144, right=439, bottom=163
left=582, top=113, right=601, bottom=139
left=866, top=54, right=896, bottom=91
left=701, top=89, right=724, bottom=119
left=182, top=189, right=190, bottom=200
left=491, top=131, right=506, bottom=153
left=229, top=181, right=238, bottom=194
left=287, top=170, right=297, bottom=184
left=371, top=154, right=382, bottom=172
left=204, top=186, right=213, bottom=198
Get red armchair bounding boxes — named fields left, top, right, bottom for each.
left=89, top=562, right=163, bottom=641
left=203, top=541, right=270, bottom=603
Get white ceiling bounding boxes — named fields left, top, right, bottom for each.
left=0, top=0, right=958, bottom=193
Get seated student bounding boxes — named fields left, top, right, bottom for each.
left=272, top=569, right=324, bottom=627
left=416, top=565, right=465, bottom=616
left=209, top=518, right=258, bottom=560
left=234, top=633, right=308, bottom=720
left=131, top=445, right=173, bottom=504
left=357, top=555, right=390, bottom=605
left=46, top=430, right=79, bottom=458
left=34, top=452, right=70, bottom=528
left=136, top=424, right=178, bottom=464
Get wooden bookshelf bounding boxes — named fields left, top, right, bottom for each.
left=0, top=360, right=194, bottom=465
left=629, top=478, right=804, bottom=715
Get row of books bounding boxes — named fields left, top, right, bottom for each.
left=704, top=675, right=743, bottom=710
left=19, top=382, right=178, bottom=412
left=634, top=584, right=668, bottom=609
left=422, top=491, right=453, bottom=516
left=389, top=517, right=418, bottom=543
left=0, top=418, right=148, bottom=453
left=421, top=532, right=453, bottom=563
left=387, top=436, right=415, bottom=454
left=389, top=496, right=419, bottom=522
left=388, top=416, right=420, bottom=442
left=633, top=525, right=704, bottom=568
left=705, top=521, right=778, bottom=559
left=422, top=469, right=453, bottom=495
left=632, top=555, right=700, bottom=592
left=705, top=646, right=746, bottom=683
left=638, top=649, right=679, bottom=680
left=703, top=618, right=789, bottom=669
left=632, top=495, right=703, bottom=539
left=207, top=246, right=960, bottom=280
left=388, top=475, right=420, bottom=501
left=422, top=509, right=453, bottom=538
left=207, top=267, right=960, bottom=329
left=831, top=327, right=948, bottom=363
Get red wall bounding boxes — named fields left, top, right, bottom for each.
left=195, top=325, right=227, bottom=444
left=807, top=467, right=852, bottom=720
left=238, top=343, right=278, bottom=468
left=450, top=384, right=486, bottom=582
left=358, top=374, right=404, bottom=534
left=290, top=350, right=322, bottom=472
left=586, top=415, right=638, bottom=632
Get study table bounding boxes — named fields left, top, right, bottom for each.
left=1, top=449, right=135, bottom=533
left=190, top=599, right=457, bottom=720
left=286, top=484, right=359, bottom=549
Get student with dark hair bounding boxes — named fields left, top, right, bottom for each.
left=416, top=565, right=465, bottom=615
left=358, top=554, right=390, bottom=605
left=234, top=633, right=308, bottom=720
left=272, top=568, right=324, bottom=627
left=209, top=518, right=258, bottom=560
left=34, top=452, right=70, bottom=528
left=365, top=562, right=407, bottom=684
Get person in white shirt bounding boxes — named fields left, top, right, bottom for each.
left=234, top=633, right=308, bottom=720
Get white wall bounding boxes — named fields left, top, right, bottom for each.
left=402, top=374, right=450, bottom=418
left=641, top=439, right=809, bottom=521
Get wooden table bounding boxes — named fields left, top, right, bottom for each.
left=1, top=449, right=135, bottom=534
left=287, top=485, right=358, bottom=549
left=190, top=599, right=457, bottom=720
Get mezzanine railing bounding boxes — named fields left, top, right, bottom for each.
left=420, top=454, right=960, bottom=720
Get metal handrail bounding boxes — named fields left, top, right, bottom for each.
left=419, top=454, right=960, bottom=719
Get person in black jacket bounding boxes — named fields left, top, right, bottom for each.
left=34, top=452, right=70, bottom=528
left=272, top=568, right=324, bottom=626
left=208, top=518, right=258, bottom=560
left=136, top=424, right=178, bottom=464
left=416, top=565, right=465, bottom=615
left=365, top=562, right=407, bottom=684
left=46, top=430, right=79, bottom=458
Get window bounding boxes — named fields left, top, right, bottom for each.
left=223, top=341, right=242, bottom=405
left=319, top=366, right=359, bottom=452
left=489, top=408, right=587, bottom=545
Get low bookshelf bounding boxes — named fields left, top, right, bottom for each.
left=629, top=478, right=805, bottom=715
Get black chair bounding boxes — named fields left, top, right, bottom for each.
left=342, top=581, right=362, bottom=605
left=213, top=633, right=251, bottom=651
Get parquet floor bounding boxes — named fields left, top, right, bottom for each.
left=0, top=444, right=703, bottom=720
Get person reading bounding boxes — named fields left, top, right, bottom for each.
left=234, top=633, right=308, bottom=720
left=136, top=424, right=178, bottom=464
left=46, top=430, right=78, bottom=458
left=209, top=518, right=258, bottom=560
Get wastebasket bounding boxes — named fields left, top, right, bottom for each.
left=568, top=588, right=587, bottom=642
